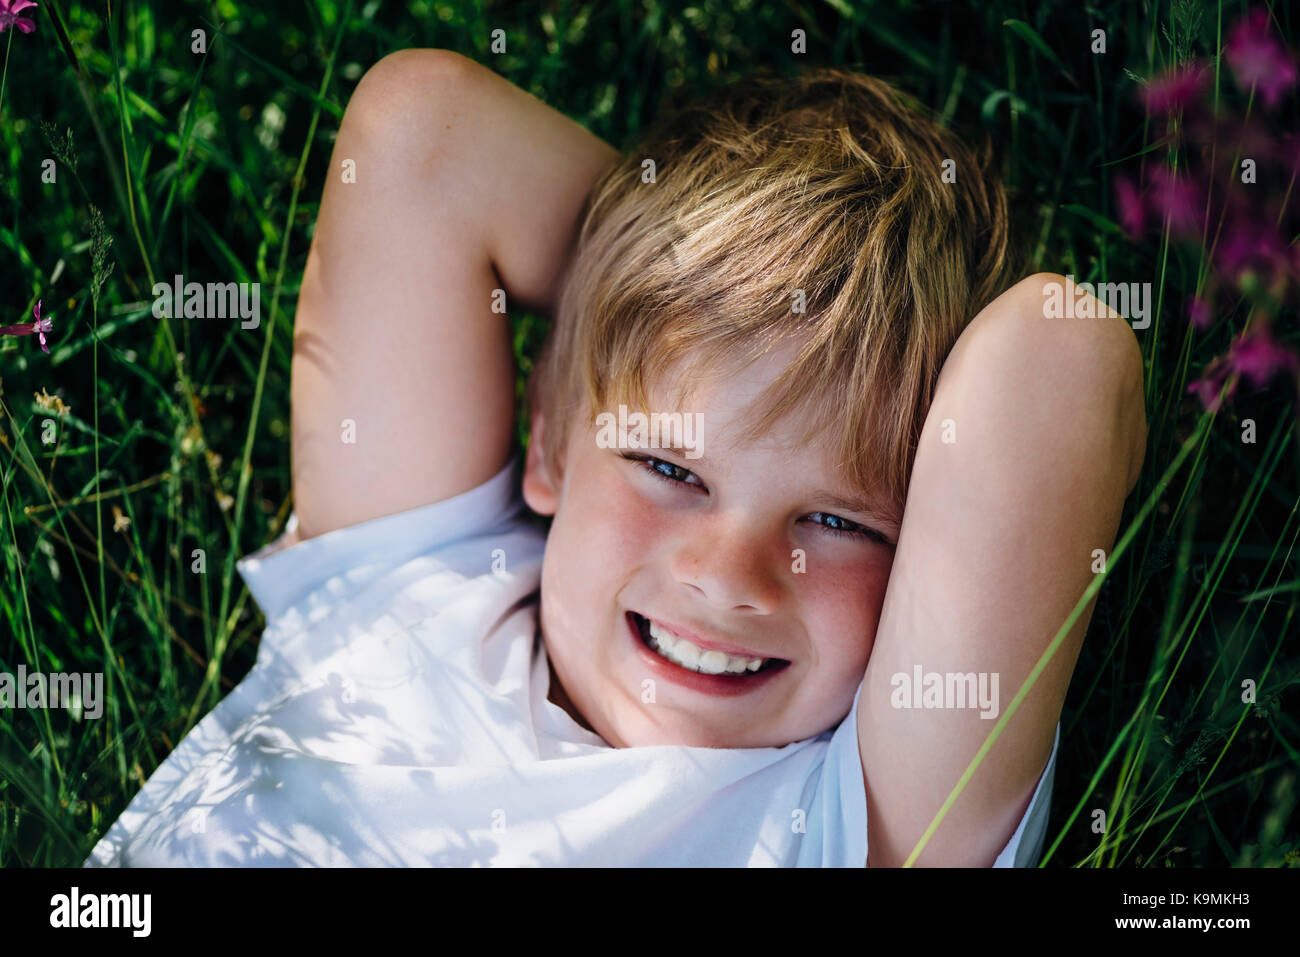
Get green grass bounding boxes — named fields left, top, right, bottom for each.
left=1, top=0, right=1296, bottom=867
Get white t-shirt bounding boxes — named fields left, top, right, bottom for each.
left=86, top=459, right=1058, bottom=867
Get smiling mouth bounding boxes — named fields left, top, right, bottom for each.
left=628, top=612, right=789, bottom=677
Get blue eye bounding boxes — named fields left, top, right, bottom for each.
left=623, top=453, right=704, bottom=488
left=806, top=512, right=892, bottom=545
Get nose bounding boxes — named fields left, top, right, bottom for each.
left=668, top=511, right=782, bottom=614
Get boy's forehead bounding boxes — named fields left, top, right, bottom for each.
left=646, top=335, right=805, bottom=415
left=643, top=352, right=844, bottom=464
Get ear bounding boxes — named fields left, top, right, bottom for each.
left=521, top=407, right=560, bottom=516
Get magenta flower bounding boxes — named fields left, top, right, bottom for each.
left=0, top=0, right=38, bottom=34
left=1133, top=8, right=1300, bottom=415
left=1147, top=165, right=1203, bottom=238
left=1227, top=323, right=1299, bottom=388
left=1187, top=323, right=1300, bottom=411
left=1187, top=295, right=1213, bottom=331
left=1140, top=64, right=1208, bottom=114
left=1225, top=8, right=1297, bottom=109
left=1216, top=219, right=1292, bottom=287
left=1187, top=365, right=1230, bottom=412
left=1115, top=175, right=1146, bottom=237
left=1, top=300, right=53, bottom=353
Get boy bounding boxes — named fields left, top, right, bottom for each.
left=87, top=50, right=1145, bottom=867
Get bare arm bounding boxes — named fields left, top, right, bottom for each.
left=858, top=272, right=1147, bottom=867
left=289, top=49, right=619, bottom=541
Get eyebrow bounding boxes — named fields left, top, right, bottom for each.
left=653, top=443, right=701, bottom=459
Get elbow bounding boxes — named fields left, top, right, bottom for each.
left=343, top=48, right=484, bottom=155
left=953, top=272, right=1149, bottom=493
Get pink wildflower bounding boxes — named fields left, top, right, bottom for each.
left=1115, top=175, right=1146, bottom=237
left=1187, top=295, right=1213, bottom=331
left=1188, top=324, right=1300, bottom=411
left=1140, top=64, right=1208, bottom=114
left=1225, top=8, right=1298, bottom=108
left=0, top=299, right=52, bottom=353
left=0, top=0, right=37, bottom=34
left=1148, top=165, right=1203, bottom=237
left=1187, top=359, right=1232, bottom=412
left=1216, top=219, right=1292, bottom=286
left=1227, top=323, right=1300, bottom=388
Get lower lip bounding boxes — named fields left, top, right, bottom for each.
left=626, top=613, right=790, bottom=698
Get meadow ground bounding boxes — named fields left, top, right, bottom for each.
left=0, top=0, right=1296, bottom=867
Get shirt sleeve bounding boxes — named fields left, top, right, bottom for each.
left=236, top=456, right=526, bottom=624
left=992, top=722, right=1058, bottom=868
left=820, top=684, right=1060, bottom=867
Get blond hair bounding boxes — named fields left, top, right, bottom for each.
left=530, top=66, right=1015, bottom=513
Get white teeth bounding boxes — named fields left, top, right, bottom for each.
left=674, top=641, right=701, bottom=669
left=699, top=650, right=729, bottom=673
left=646, top=619, right=768, bottom=675
left=651, top=624, right=677, bottom=653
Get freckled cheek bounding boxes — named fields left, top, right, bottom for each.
left=590, top=481, right=668, bottom=568
left=554, top=467, right=666, bottom=588
left=796, top=553, right=894, bottom=668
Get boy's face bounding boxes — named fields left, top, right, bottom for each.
left=522, top=340, right=900, bottom=749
